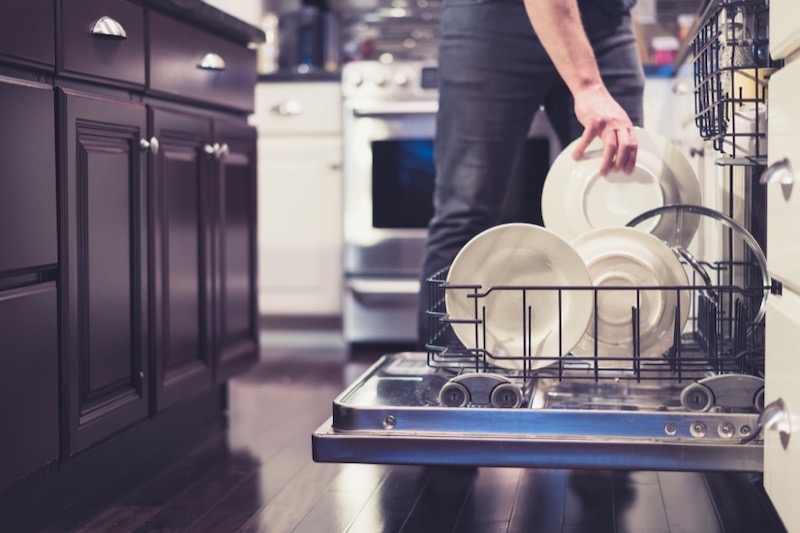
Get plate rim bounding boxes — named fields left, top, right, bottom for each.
left=444, top=222, right=594, bottom=370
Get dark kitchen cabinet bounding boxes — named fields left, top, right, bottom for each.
left=0, top=0, right=55, bottom=69
left=149, top=106, right=215, bottom=412
left=212, top=119, right=258, bottom=381
left=59, top=0, right=146, bottom=87
left=148, top=109, right=258, bottom=404
left=0, top=283, right=58, bottom=489
left=59, top=88, right=150, bottom=454
left=0, top=79, right=57, bottom=274
left=0, top=2, right=261, bottom=527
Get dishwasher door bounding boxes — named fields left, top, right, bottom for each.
left=313, top=353, right=763, bottom=472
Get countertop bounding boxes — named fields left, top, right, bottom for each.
left=142, top=0, right=265, bottom=45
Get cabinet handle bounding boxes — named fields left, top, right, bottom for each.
left=140, top=137, right=159, bottom=155
left=91, top=16, right=128, bottom=39
left=759, top=158, right=795, bottom=186
left=198, top=53, right=227, bottom=71
left=272, top=99, right=303, bottom=116
left=204, top=144, right=216, bottom=156
left=215, top=143, right=230, bottom=160
left=760, top=398, right=791, bottom=449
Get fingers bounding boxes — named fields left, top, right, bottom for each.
left=580, top=125, right=637, bottom=176
left=571, top=122, right=601, bottom=161
left=613, top=126, right=638, bottom=174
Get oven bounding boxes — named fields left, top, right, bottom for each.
left=341, top=59, right=560, bottom=344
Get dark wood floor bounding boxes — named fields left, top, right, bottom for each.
left=39, top=342, right=787, bottom=533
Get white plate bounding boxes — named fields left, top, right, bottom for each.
left=541, top=128, right=701, bottom=247
left=570, top=227, right=691, bottom=365
left=445, top=223, right=593, bottom=370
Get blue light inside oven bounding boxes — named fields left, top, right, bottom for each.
left=372, top=139, right=436, bottom=229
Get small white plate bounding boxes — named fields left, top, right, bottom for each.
left=541, top=128, right=701, bottom=247
left=570, top=227, right=691, bottom=364
left=445, top=223, right=593, bottom=370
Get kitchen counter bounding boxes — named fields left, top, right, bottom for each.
left=142, top=0, right=265, bottom=45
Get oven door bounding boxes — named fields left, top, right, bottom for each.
left=343, top=99, right=438, bottom=278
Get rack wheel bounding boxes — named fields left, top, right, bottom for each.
left=754, top=387, right=765, bottom=412
left=681, top=383, right=715, bottom=412
left=490, top=383, right=523, bottom=409
left=439, top=381, right=470, bottom=407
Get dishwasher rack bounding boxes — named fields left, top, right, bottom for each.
left=692, top=0, right=780, bottom=163
left=313, top=253, right=770, bottom=472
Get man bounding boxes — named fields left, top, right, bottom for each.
left=418, top=0, right=645, bottom=345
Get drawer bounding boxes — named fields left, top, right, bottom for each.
left=60, top=0, right=145, bottom=86
left=0, top=282, right=58, bottom=488
left=765, top=60, right=800, bottom=291
left=0, top=79, right=57, bottom=274
left=763, top=288, right=800, bottom=533
left=149, top=11, right=256, bottom=112
left=769, top=0, right=800, bottom=60
left=0, top=0, right=55, bottom=69
left=255, top=82, right=341, bottom=135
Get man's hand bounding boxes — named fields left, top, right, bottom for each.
left=571, top=84, right=638, bottom=175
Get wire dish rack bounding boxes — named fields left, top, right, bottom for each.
left=692, top=0, right=780, bottom=163
left=425, top=258, right=766, bottom=410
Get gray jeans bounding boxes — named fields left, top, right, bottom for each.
left=417, top=0, right=645, bottom=346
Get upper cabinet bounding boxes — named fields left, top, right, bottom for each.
left=0, top=0, right=55, bottom=69
left=59, top=0, right=146, bottom=87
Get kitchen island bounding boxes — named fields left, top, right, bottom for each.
left=0, top=1, right=261, bottom=530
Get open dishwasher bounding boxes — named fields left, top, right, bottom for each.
left=313, top=0, right=778, bottom=473
left=314, top=206, right=773, bottom=472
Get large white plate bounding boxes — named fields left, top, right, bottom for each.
left=541, top=128, right=701, bottom=247
left=445, top=223, right=593, bottom=370
left=570, top=226, right=691, bottom=365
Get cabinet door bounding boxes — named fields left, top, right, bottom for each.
left=61, top=89, right=149, bottom=454
left=763, top=289, right=800, bottom=533
left=765, top=60, right=800, bottom=293
left=769, top=0, right=800, bottom=60
left=0, top=283, right=58, bottom=488
left=213, top=119, right=258, bottom=380
left=150, top=107, right=214, bottom=411
left=258, top=136, right=343, bottom=315
left=0, top=79, right=57, bottom=274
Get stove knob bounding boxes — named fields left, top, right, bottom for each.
left=372, top=74, right=387, bottom=87
left=347, top=73, right=364, bottom=88
left=394, top=72, right=410, bottom=86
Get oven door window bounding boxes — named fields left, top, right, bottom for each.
left=372, top=139, right=435, bottom=229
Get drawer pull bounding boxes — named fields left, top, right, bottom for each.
left=91, top=16, right=128, bottom=39
left=759, top=158, right=795, bottom=186
left=272, top=99, right=304, bottom=116
left=760, top=398, right=791, bottom=449
left=198, top=53, right=227, bottom=71
left=140, top=137, right=159, bottom=155
left=214, top=143, right=230, bottom=160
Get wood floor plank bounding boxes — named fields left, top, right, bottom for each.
left=613, top=475, right=669, bottom=533
left=398, top=466, right=478, bottom=533
left=452, top=467, right=521, bottom=531
left=346, top=466, right=431, bottom=533
left=507, top=469, right=568, bottom=533
left=657, top=471, right=723, bottom=533
left=563, top=470, right=615, bottom=531
left=704, top=473, right=787, bottom=533
left=236, top=461, right=344, bottom=533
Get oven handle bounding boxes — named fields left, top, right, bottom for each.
left=351, top=101, right=438, bottom=117
left=346, top=278, right=421, bottom=304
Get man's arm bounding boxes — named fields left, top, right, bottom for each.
left=523, top=0, right=637, bottom=175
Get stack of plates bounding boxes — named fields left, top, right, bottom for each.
left=444, top=128, right=700, bottom=369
